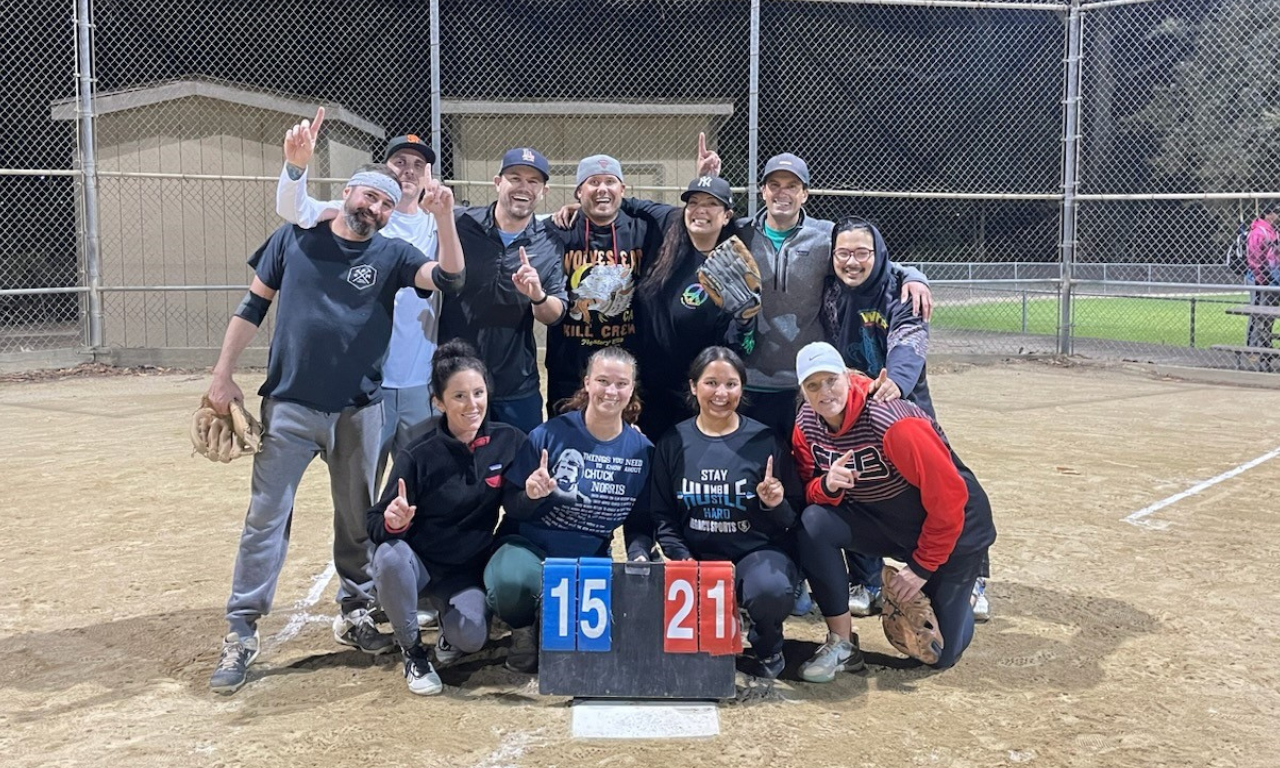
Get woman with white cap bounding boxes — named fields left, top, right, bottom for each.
left=789, top=341, right=996, bottom=680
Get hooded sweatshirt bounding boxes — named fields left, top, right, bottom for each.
left=1246, top=217, right=1279, bottom=286
left=791, top=372, right=996, bottom=579
left=820, top=221, right=934, bottom=417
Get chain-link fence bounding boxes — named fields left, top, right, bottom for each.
left=4, top=0, right=1280, bottom=373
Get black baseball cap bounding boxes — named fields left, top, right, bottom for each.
left=680, top=175, right=734, bottom=209
left=384, top=134, right=436, bottom=164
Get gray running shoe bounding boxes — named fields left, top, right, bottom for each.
left=433, top=633, right=465, bottom=667
left=402, top=643, right=443, bottom=696
left=209, top=630, right=260, bottom=694
left=848, top=584, right=883, bottom=617
left=505, top=625, right=538, bottom=673
left=333, top=609, right=396, bottom=655
left=800, top=631, right=865, bottom=683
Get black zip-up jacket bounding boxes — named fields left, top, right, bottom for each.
left=439, top=205, right=567, bottom=401
left=367, top=418, right=527, bottom=570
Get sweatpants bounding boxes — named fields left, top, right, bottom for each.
left=376, top=384, right=437, bottom=486
left=225, top=398, right=382, bottom=639
left=371, top=540, right=489, bottom=652
left=483, top=536, right=546, bottom=629
left=734, top=547, right=801, bottom=659
left=796, top=503, right=986, bottom=669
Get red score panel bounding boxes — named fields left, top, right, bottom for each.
left=663, top=561, right=700, bottom=654
left=697, top=561, right=740, bottom=655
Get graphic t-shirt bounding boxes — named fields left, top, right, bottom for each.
left=649, top=415, right=798, bottom=563
left=251, top=221, right=429, bottom=412
left=502, top=410, right=654, bottom=559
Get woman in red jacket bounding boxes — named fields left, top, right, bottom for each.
left=790, top=342, right=995, bottom=680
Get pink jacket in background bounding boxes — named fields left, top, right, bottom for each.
left=1246, top=218, right=1278, bottom=284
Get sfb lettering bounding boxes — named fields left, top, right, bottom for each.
left=814, top=444, right=890, bottom=481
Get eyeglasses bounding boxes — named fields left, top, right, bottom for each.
left=833, top=248, right=875, bottom=264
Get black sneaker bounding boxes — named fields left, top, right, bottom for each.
left=754, top=649, right=786, bottom=680
left=402, top=644, right=443, bottom=696
left=209, top=630, right=260, bottom=694
left=505, top=625, right=539, bottom=673
left=333, top=609, right=396, bottom=655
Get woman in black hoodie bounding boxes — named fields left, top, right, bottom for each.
left=366, top=340, right=527, bottom=696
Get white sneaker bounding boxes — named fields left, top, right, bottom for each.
left=402, top=644, right=443, bottom=696
left=848, top=584, right=883, bottom=617
left=800, top=631, right=865, bottom=683
left=972, top=577, right=990, bottom=622
left=433, top=633, right=465, bottom=667
left=417, top=607, right=439, bottom=630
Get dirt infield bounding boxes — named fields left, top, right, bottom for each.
left=3, top=360, right=1279, bottom=767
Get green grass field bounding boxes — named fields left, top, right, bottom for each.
left=931, top=293, right=1251, bottom=348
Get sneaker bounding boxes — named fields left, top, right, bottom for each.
left=417, top=607, right=439, bottom=630
left=800, top=631, right=865, bottom=683
left=401, top=643, right=443, bottom=696
left=791, top=581, right=815, bottom=616
left=433, top=633, right=464, bottom=667
left=753, top=650, right=786, bottom=679
left=333, top=609, right=396, bottom=655
left=972, top=577, right=991, bottom=622
left=505, top=625, right=539, bottom=673
left=209, top=630, right=260, bottom=694
left=848, top=584, right=883, bottom=617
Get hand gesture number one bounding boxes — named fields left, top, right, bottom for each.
left=284, top=106, right=326, bottom=169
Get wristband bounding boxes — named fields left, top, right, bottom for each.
left=234, top=291, right=272, bottom=327
left=531, top=292, right=550, bottom=306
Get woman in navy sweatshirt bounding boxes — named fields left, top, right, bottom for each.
left=648, top=346, right=801, bottom=679
left=790, top=342, right=996, bottom=681
left=367, top=340, right=527, bottom=696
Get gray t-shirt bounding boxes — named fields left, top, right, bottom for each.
left=251, top=221, right=429, bottom=412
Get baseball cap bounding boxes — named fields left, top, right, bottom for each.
left=763, top=153, right=811, bottom=186
left=680, top=175, right=734, bottom=209
left=796, top=342, right=846, bottom=384
left=576, top=154, right=624, bottom=188
left=499, top=147, right=551, bottom=181
left=384, top=134, right=436, bottom=164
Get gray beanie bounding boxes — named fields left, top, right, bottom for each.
left=576, top=154, right=625, bottom=187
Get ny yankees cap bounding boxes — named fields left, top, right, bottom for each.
left=680, top=175, right=734, bottom=209
left=796, top=342, right=847, bottom=384
left=385, top=134, right=436, bottom=164
left=575, top=154, right=625, bottom=188
left=763, top=153, right=811, bottom=186
left=499, top=147, right=551, bottom=181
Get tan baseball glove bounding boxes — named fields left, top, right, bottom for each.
left=880, top=564, right=944, bottom=664
left=190, top=396, right=264, bottom=463
left=698, top=235, right=762, bottom=322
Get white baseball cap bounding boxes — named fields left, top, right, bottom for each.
left=796, top=342, right=846, bottom=384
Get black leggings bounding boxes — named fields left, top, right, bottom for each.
left=733, top=547, right=800, bottom=658
left=796, top=504, right=984, bottom=669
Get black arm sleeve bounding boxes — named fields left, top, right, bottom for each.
left=648, top=436, right=693, bottom=561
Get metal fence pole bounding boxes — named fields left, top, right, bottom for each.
left=1058, top=0, right=1084, bottom=355
left=430, top=0, right=441, bottom=171
left=74, top=0, right=103, bottom=349
left=747, top=0, right=760, bottom=218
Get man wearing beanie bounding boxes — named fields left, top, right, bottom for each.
left=544, top=138, right=721, bottom=417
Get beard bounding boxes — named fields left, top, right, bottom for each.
left=343, top=205, right=378, bottom=238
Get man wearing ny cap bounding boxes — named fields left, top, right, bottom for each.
left=206, top=159, right=459, bottom=695
left=440, top=147, right=568, bottom=433
left=543, top=141, right=720, bottom=417
left=274, top=109, right=464, bottom=478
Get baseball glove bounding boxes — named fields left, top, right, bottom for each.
left=190, top=396, right=264, bottom=463
left=880, top=564, right=944, bottom=665
left=698, top=236, right=762, bottom=322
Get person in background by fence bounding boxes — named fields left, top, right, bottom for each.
left=442, top=147, right=568, bottom=433
left=205, top=162, right=465, bottom=695
left=1245, top=203, right=1280, bottom=355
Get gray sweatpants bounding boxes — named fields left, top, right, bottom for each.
left=225, top=397, right=383, bottom=639
left=371, top=540, right=490, bottom=652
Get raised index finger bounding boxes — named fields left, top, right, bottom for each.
left=764, top=455, right=774, bottom=480
left=397, top=477, right=407, bottom=499
left=539, top=448, right=549, bottom=470
left=519, top=246, right=531, bottom=268
left=309, top=106, right=326, bottom=139
left=836, top=448, right=856, bottom=467
left=698, top=131, right=708, bottom=157
left=423, top=163, right=434, bottom=185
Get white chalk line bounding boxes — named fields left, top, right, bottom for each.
left=1124, top=445, right=1280, bottom=527
left=267, top=561, right=336, bottom=647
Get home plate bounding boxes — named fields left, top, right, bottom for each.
left=570, top=699, right=720, bottom=739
